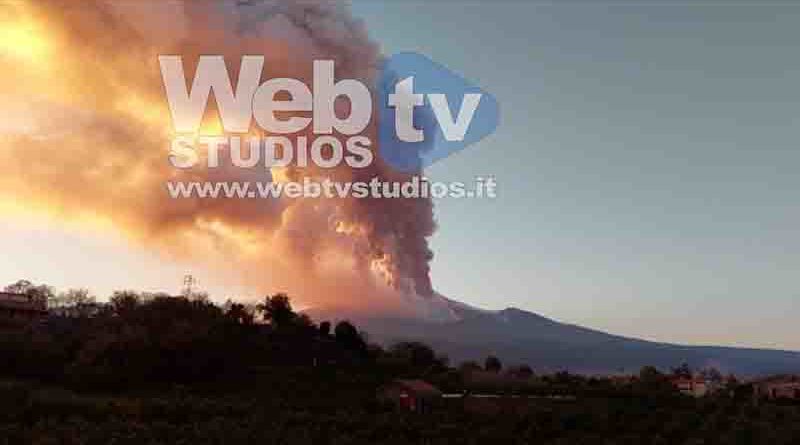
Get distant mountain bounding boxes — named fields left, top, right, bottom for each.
left=306, top=294, right=800, bottom=376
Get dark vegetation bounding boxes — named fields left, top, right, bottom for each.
left=1, top=280, right=799, bottom=444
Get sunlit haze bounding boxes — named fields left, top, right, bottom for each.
left=1, top=1, right=799, bottom=351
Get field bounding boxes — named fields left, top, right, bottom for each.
left=2, top=377, right=800, bottom=444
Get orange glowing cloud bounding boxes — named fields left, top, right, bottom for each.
left=0, top=0, right=436, bottom=314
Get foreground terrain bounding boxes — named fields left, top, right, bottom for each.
left=2, top=378, right=800, bottom=444
left=1, top=284, right=799, bottom=444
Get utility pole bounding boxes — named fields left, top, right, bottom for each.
left=182, top=274, right=195, bottom=298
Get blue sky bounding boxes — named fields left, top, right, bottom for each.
left=349, top=1, right=800, bottom=349
left=1, top=1, right=799, bottom=350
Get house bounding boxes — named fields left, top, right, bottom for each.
left=0, top=292, right=47, bottom=327
left=378, top=379, right=443, bottom=413
left=671, top=376, right=710, bottom=397
left=753, top=376, right=800, bottom=401
left=764, top=382, right=800, bottom=400
left=608, top=375, right=637, bottom=387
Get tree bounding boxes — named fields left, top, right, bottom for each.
left=507, top=364, right=534, bottom=379
left=55, top=289, right=97, bottom=317
left=639, top=366, right=662, bottom=383
left=188, top=291, right=209, bottom=303
left=700, top=367, right=723, bottom=384
left=224, top=301, right=254, bottom=325
left=4, top=279, right=33, bottom=294
left=334, top=320, right=366, bottom=352
left=58, top=289, right=96, bottom=307
left=485, top=355, right=502, bottom=373
left=256, top=293, right=295, bottom=328
left=110, top=290, right=141, bottom=315
left=295, top=313, right=315, bottom=329
left=390, top=341, right=438, bottom=369
left=459, top=361, right=483, bottom=374
left=318, top=321, right=331, bottom=336
left=671, top=362, right=692, bottom=379
left=4, top=279, right=54, bottom=305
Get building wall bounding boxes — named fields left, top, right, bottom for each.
left=0, top=293, right=47, bottom=327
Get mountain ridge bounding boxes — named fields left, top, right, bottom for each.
left=305, top=296, right=800, bottom=376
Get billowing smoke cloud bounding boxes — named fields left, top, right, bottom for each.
left=0, top=0, right=437, bottom=313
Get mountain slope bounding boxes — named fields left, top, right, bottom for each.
left=307, top=296, right=800, bottom=376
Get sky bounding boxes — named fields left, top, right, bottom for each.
left=2, top=1, right=800, bottom=350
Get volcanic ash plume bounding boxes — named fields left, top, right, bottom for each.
left=0, top=0, right=436, bottom=313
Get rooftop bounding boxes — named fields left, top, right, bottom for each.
left=0, top=292, right=48, bottom=312
left=392, top=379, right=443, bottom=397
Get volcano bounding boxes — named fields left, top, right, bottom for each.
left=306, top=293, right=800, bottom=376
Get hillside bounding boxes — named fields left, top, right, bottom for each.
left=307, top=296, right=800, bottom=376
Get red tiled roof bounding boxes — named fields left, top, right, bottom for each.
left=394, top=379, right=442, bottom=397
left=670, top=377, right=706, bottom=386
